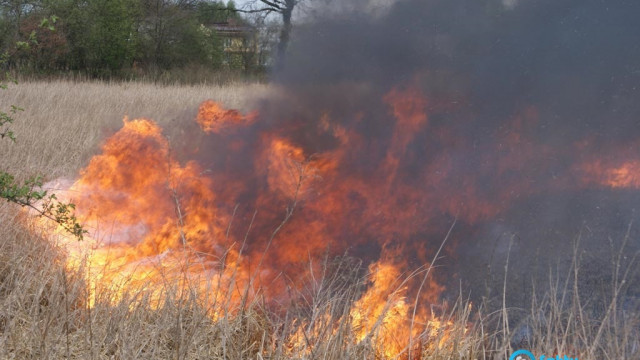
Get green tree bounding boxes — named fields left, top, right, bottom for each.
left=12, top=15, right=70, bottom=73
left=1, top=0, right=253, bottom=76
left=76, top=0, right=139, bottom=75
left=40, top=0, right=138, bottom=75
left=0, top=0, right=40, bottom=40
left=196, top=0, right=241, bottom=25
left=83, top=0, right=139, bottom=74
left=138, top=0, right=224, bottom=70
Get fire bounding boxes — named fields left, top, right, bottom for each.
left=262, top=137, right=311, bottom=198
left=31, top=86, right=501, bottom=356
left=71, top=117, right=227, bottom=257
left=35, top=83, right=640, bottom=357
left=350, top=259, right=418, bottom=357
left=32, top=87, right=466, bottom=356
left=286, top=255, right=454, bottom=358
left=349, top=249, right=455, bottom=357
left=196, top=99, right=257, bottom=134
left=41, top=117, right=249, bottom=308
left=578, top=159, right=640, bottom=189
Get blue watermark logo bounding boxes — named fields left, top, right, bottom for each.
left=510, top=349, right=578, bottom=360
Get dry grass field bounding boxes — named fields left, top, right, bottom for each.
left=0, top=80, right=638, bottom=359
left=0, top=80, right=271, bottom=179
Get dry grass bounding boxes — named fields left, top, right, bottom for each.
left=0, top=79, right=271, bottom=179
left=0, top=80, right=638, bottom=359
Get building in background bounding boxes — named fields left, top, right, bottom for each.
left=210, top=18, right=261, bottom=70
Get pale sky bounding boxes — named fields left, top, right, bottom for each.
left=232, top=0, right=402, bottom=20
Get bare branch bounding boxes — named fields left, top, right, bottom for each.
left=233, top=7, right=279, bottom=14
left=258, top=0, right=286, bottom=9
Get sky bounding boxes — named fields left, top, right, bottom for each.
left=231, top=0, right=403, bottom=20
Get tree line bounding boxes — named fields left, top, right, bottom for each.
left=0, top=0, right=278, bottom=78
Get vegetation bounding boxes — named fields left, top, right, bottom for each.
left=0, top=200, right=638, bottom=358
left=0, top=0, right=271, bottom=80
left=235, top=0, right=300, bottom=70
left=1, top=37, right=85, bottom=240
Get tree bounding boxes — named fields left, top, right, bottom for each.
left=196, top=0, right=241, bottom=24
left=0, top=0, right=247, bottom=76
left=15, top=15, right=69, bottom=72
left=40, top=0, right=139, bottom=75
left=139, top=0, right=221, bottom=70
left=236, top=11, right=279, bottom=71
left=0, top=0, right=43, bottom=63
left=84, top=0, right=139, bottom=74
left=236, top=0, right=299, bottom=70
left=0, top=0, right=39, bottom=39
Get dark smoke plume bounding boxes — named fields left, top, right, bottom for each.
left=195, top=0, right=640, bottom=304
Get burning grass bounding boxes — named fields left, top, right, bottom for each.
left=2, top=214, right=638, bottom=359
left=0, top=80, right=639, bottom=359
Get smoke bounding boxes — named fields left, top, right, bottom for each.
left=251, top=0, right=640, bottom=300
left=305, top=0, right=402, bottom=18
left=282, top=0, right=640, bottom=126
left=143, top=0, right=640, bottom=310
left=501, top=0, right=519, bottom=10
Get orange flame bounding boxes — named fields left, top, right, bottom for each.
left=196, top=99, right=257, bottom=134
left=32, top=86, right=564, bottom=356
left=578, top=159, right=640, bottom=189
left=42, top=118, right=250, bottom=308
